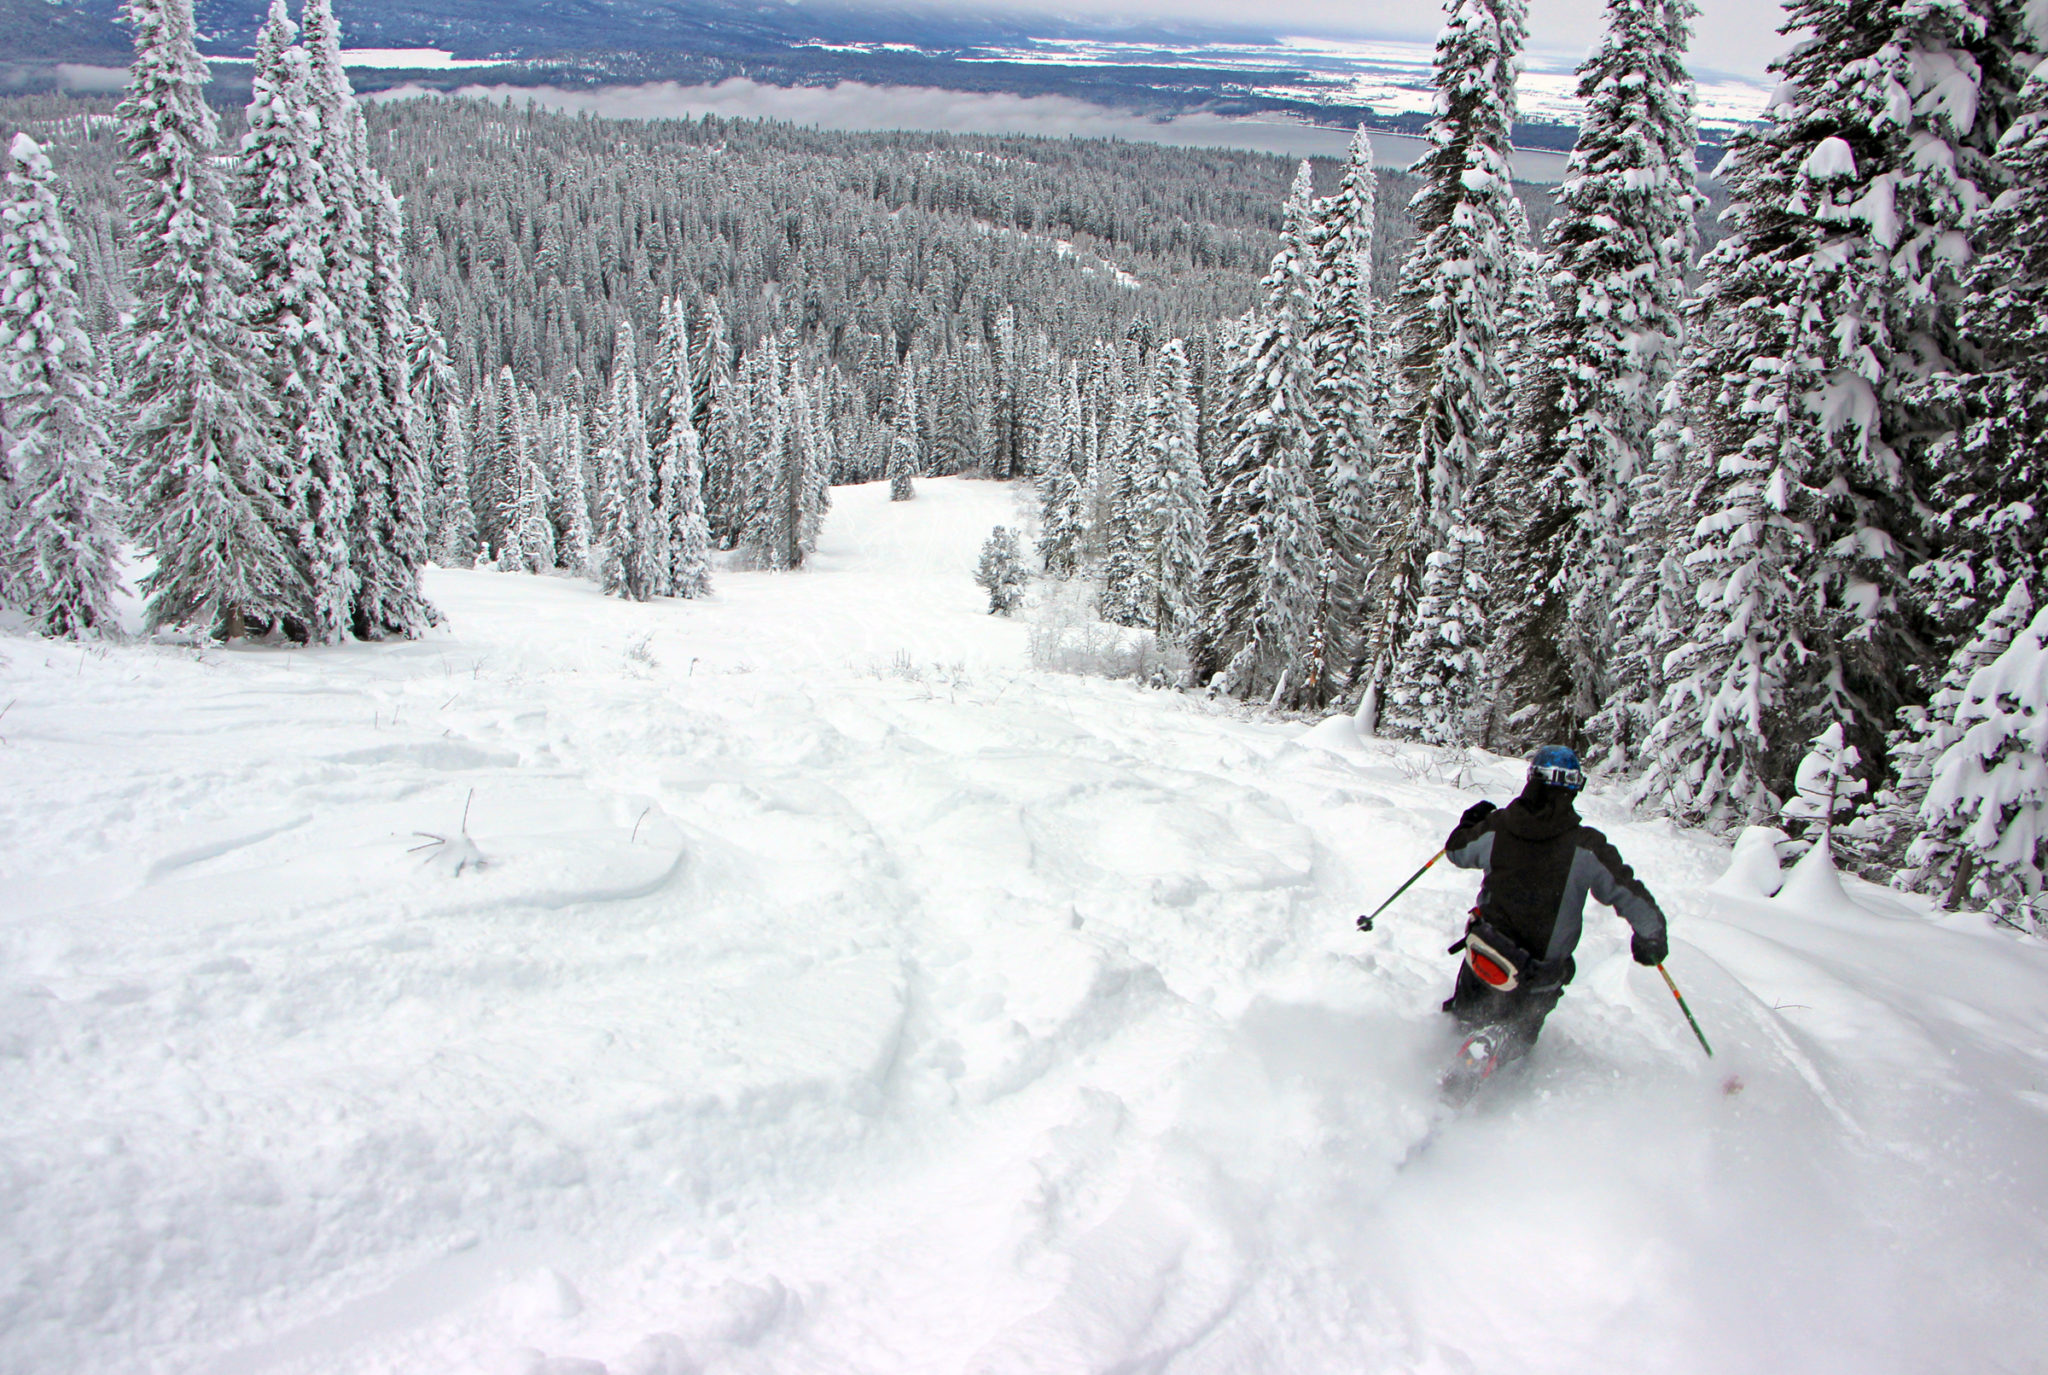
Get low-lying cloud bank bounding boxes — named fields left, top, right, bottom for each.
left=368, top=77, right=1575, bottom=181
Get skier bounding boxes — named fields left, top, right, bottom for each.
left=1439, top=746, right=1668, bottom=1090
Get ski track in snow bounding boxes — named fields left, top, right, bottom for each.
left=3, top=478, right=2047, bottom=1375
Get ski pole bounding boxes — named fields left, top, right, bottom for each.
left=1356, top=848, right=1446, bottom=932
left=1658, top=963, right=1713, bottom=1058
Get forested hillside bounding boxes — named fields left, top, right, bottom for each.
left=5, top=88, right=1434, bottom=385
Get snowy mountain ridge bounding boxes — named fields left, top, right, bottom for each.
left=4, top=478, right=2045, bottom=1374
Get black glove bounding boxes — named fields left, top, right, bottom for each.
left=1456, top=800, right=1497, bottom=831
left=1631, top=931, right=1668, bottom=967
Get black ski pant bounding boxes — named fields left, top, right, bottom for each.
left=1442, top=962, right=1564, bottom=1068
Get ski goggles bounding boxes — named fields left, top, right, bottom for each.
left=1528, top=762, right=1585, bottom=791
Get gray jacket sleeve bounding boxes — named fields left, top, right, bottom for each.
left=1580, top=828, right=1666, bottom=943
left=1444, top=815, right=1496, bottom=871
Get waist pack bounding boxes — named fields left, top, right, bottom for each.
left=1448, top=913, right=1568, bottom=993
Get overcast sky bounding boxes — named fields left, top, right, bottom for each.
left=978, top=1, right=1798, bottom=80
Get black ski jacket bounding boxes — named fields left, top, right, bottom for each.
left=1444, top=788, right=1667, bottom=970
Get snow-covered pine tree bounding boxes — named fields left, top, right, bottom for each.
left=428, top=393, right=478, bottom=568
left=1495, top=198, right=1545, bottom=410
left=1490, top=0, right=1700, bottom=752
left=666, top=405, right=714, bottom=601
left=405, top=306, right=474, bottom=566
left=1035, top=363, right=1084, bottom=576
left=1306, top=125, right=1383, bottom=686
left=1098, top=384, right=1146, bottom=628
left=350, top=109, right=435, bottom=636
left=593, top=384, right=627, bottom=593
left=744, top=398, right=792, bottom=565
left=469, top=368, right=509, bottom=559
left=494, top=375, right=528, bottom=573
left=1635, top=367, right=1810, bottom=827
left=545, top=400, right=592, bottom=573
left=1909, top=598, right=2048, bottom=925
left=1594, top=385, right=1703, bottom=770
left=298, top=0, right=378, bottom=623
left=1205, top=163, right=1330, bottom=708
left=1782, top=720, right=1868, bottom=853
left=0, top=135, right=122, bottom=637
left=506, top=382, right=555, bottom=575
left=1379, top=0, right=1528, bottom=743
left=990, top=305, right=1030, bottom=480
left=1147, top=338, right=1206, bottom=643
left=1918, top=55, right=2048, bottom=642
left=976, top=525, right=1027, bottom=615
left=1640, top=0, right=2032, bottom=825
left=731, top=331, right=782, bottom=559
left=599, top=323, right=663, bottom=599
left=118, top=0, right=302, bottom=639
left=647, top=295, right=688, bottom=474
left=1870, top=580, right=2034, bottom=880
left=888, top=370, right=918, bottom=502
left=697, top=296, right=743, bottom=547
left=237, top=0, right=349, bottom=640
left=283, top=0, right=434, bottom=636
left=783, top=368, right=830, bottom=567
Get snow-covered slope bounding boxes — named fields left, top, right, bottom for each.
left=3, top=478, right=2046, bottom=1375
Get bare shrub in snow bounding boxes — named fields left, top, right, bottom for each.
left=1027, top=580, right=1184, bottom=683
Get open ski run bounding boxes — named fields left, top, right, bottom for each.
left=4, top=478, right=2046, bottom=1375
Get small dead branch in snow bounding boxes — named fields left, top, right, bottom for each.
left=0, top=697, right=14, bottom=745
left=410, top=788, right=489, bottom=876
left=1372, top=742, right=1491, bottom=790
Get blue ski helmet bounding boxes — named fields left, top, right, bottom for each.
left=1528, top=745, right=1586, bottom=792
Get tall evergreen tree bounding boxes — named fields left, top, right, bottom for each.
left=507, top=382, right=555, bottom=575
left=1035, top=363, right=1085, bottom=576
left=1307, top=126, right=1383, bottom=687
left=1098, top=372, right=1149, bottom=628
left=354, top=157, right=435, bottom=633
left=666, top=415, right=714, bottom=601
left=238, top=0, right=350, bottom=640
left=1201, top=164, right=1330, bottom=708
left=118, top=0, right=302, bottom=638
left=1147, top=338, right=1206, bottom=643
left=469, top=367, right=510, bottom=557
left=428, top=394, right=478, bottom=567
left=1917, top=55, right=2048, bottom=640
left=1638, top=0, right=2031, bottom=826
left=544, top=399, right=592, bottom=572
left=0, top=135, right=122, bottom=636
left=887, top=370, right=918, bottom=502
left=698, top=296, right=744, bottom=545
left=598, top=323, right=662, bottom=598
left=1492, top=0, right=1700, bottom=754
left=1379, top=0, right=1529, bottom=743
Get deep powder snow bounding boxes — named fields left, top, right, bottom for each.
left=3, top=479, right=2046, bottom=1374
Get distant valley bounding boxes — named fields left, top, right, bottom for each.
left=2, top=0, right=1763, bottom=163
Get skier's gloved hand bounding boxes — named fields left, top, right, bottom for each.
left=1457, top=800, right=1497, bottom=831
left=1631, top=931, right=1668, bottom=967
